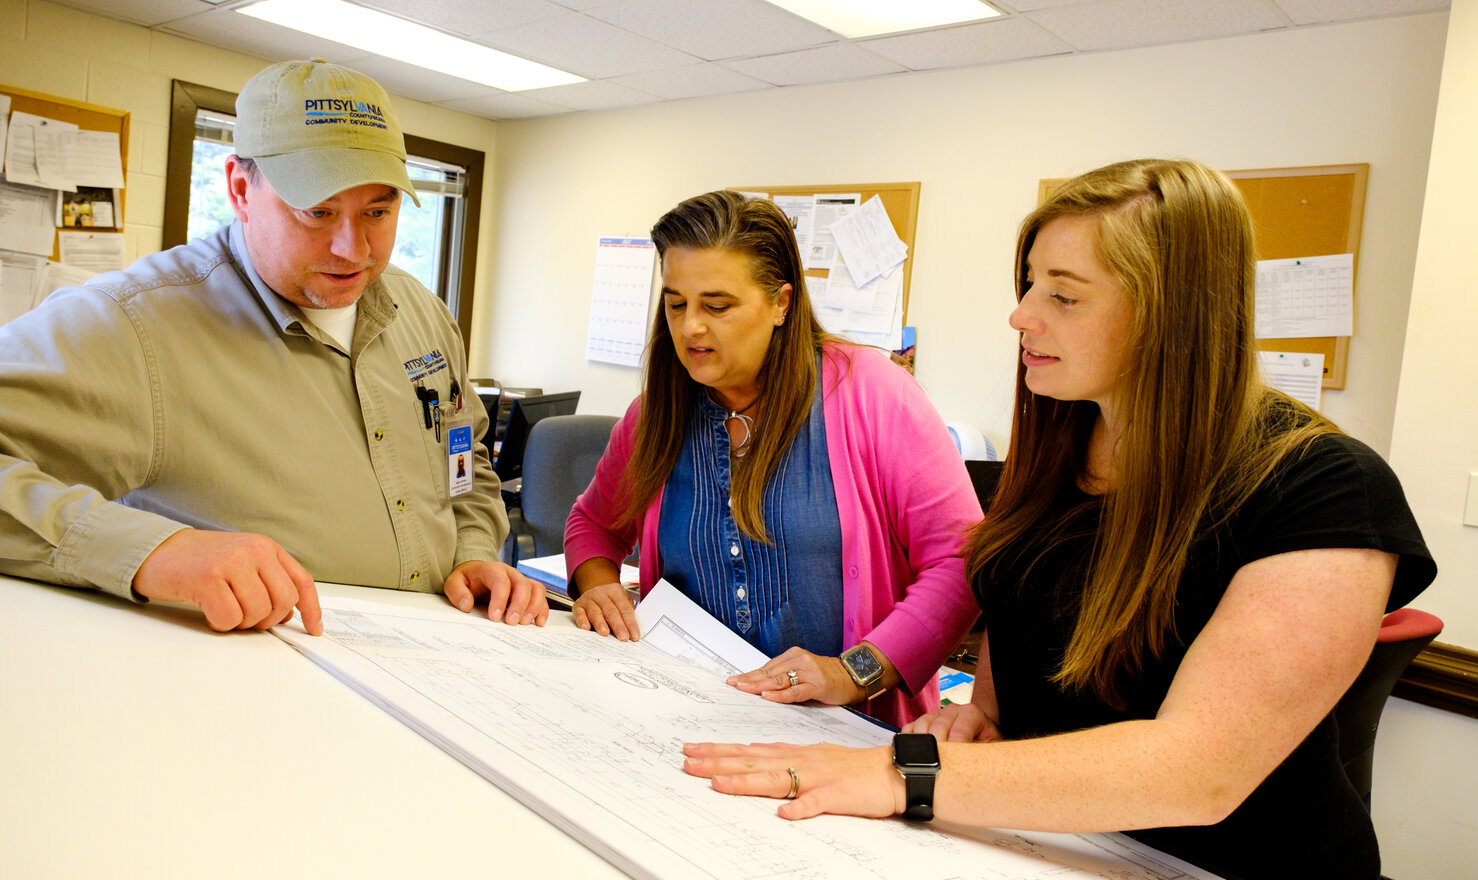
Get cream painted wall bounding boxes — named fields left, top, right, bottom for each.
left=484, top=14, right=1446, bottom=463
left=0, top=0, right=500, bottom=353
left=1392, top=0, right=1478, bottom=652
left=1377, top=6, right=1478, bottom=874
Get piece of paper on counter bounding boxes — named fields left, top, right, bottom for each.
left=57, top=230, right=126, bottom=274
left=829, top=194, right=906, bottom=289
left=1255, top=253, right=1353, bottom=339
left=1259, top=350, right=1323, bottom=410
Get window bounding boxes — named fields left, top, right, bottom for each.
left=164, top=80, right=483, bottom=343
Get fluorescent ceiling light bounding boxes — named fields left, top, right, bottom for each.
left=237, top=0, right=584, bottom=92
left=765, top=0, right=1000, bottom=38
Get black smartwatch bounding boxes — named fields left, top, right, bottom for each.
left=892, top=733, right=940, bottom=821
left=839, top=643, right=887, bottom=699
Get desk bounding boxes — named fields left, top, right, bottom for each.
left=0, top=576, right=626, bottom=880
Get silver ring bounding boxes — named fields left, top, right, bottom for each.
left=786, top=669, right=799, bottom=688
left=785, top=766, right=800, bottom=799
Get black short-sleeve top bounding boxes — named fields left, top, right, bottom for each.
left=974, top=431, right=1435, bottom=880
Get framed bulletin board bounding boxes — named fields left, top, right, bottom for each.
left=1039, top=164, right=1367, bottom=389
left=0, top=83, right=130, bottom=258
left=734, top=182, right=921, bottom=324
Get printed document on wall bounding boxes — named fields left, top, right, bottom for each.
left=586, top=236, right=656, bottom=368
left=1254, top=253, right=1353, bottom=338
left=1259, top=351, right=1323, bottom=410
left=804, top=193, right=860, bottom=269
left=829, top=194, right=906, bottom=288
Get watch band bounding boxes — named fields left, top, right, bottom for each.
left=901, top=773, right=935, bottom=821
left=892, top=733, right=939, bottom=821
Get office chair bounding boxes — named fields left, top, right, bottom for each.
left=1333, top=607, right=1443, bottom=810
left=504, top=414, right=619, bottom=565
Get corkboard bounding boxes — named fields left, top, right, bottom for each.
left=733, top=182, right=921, bottom=324
left=1, top=83, right=130, bottom=258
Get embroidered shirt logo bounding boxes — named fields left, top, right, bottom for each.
left=303, top=97, right=389, bottom=131
left=403, top=350, right=448, bottom=382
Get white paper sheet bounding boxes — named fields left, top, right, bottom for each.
left=274, top=583, right=1223, bottom=880
left=829, top=194, right=907, bottom=288
left=0, top=250, right=46, bottom=324
left=3, top=112, right=79, bottom=190
left=1254, top=253, right=1354, bottom=338
left=54, top=129, right=125, bottom=189
left=585, top=236, right=656, bottom=368
left=817, top=254, right=904, bottom=349
left=1259, top=350, right=1324, bottom=410
left=804, top=193, right=859, bottom=269
left=771, top=194, right=816, bottom=268
left=57, top=230, right=125, bottom=273
left=35, top=260, right=96, bottom=307
left=0, top=96, right=11, bottom=173
left=0, top=181, right=58, bottom=256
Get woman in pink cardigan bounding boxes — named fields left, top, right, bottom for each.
left=563, top=190, right=981, bottom=727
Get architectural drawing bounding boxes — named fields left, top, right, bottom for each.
left=275, top=585, right=1220, bottom=880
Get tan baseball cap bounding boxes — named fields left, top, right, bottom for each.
left=234, top=59, right=421, bottom=209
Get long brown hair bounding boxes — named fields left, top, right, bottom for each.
left=966, top=159, right=1337, bottom=705
left=625, top=190, right=830, bottom=541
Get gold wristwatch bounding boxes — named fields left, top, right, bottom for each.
left=840, top=643, right=887, bottom=699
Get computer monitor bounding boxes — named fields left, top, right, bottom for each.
left=493, top=391, right=581, bottom=482
left=474, top=388, right=501, bottom=446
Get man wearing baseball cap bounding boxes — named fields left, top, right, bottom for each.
left=0, top=60, right=543, bottom=635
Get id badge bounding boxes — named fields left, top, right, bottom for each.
left=445, top=414, right=475, bottom=498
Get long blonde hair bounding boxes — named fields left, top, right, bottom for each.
left=966, top=159, right=1337, bottom=705
left=625, top=190, right=832, bottom=541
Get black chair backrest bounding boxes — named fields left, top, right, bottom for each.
left=515, top=414, right=619, bottom=560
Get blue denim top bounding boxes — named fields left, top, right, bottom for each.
left=657, top=375, right=843, bottom=658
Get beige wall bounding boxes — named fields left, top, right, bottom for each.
left=484, top=14, right=1445, bottom=464
left=0, top=0, right=500, bottom=349
left=1375, top=4, right=1478, bottom=875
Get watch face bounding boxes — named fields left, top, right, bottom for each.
left=893, top=733, right=940, bottom=768
left=844, top=645, right=884, bottom=682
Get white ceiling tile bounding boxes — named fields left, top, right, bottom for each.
left=1271, top=0, right=1447, bottom=26
left=587, top=0, right=839, bottom=60
left=1027, top=0, right=1288, bottom=52
left=47, top=0, right=217, bottom=27
left=1002, top=0, right=1104, bottom=11
left=724, top=42, right=907, bottom=87
left=357, top=0, right=568, bottom=37
left=344, top=56, right=497, bottom=104
left=160, top=8, right=376, bottom=65
left=519, top=78, right=664, bottom=111
left=438, top=91, right=576, bottom=119
left=478, top=11, right=700, bottom=77
left=861, top=17, right=1073, bottom=71
left=610, top=63, right=770, bottom=99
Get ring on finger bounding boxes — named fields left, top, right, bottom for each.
left=786, top=669, right=800, bottom=688
left=785, top=766, right=800, bottom=799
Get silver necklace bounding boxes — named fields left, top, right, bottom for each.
left=717, top=393, right=761, bottom=458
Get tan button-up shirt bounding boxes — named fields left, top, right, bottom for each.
left=0, top=222, right=506, bottom=600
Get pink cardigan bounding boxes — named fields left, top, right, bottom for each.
left=564, top=344, right=983, bottom=726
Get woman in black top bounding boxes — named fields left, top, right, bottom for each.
left=682, top=159, right=1435, bottom=880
